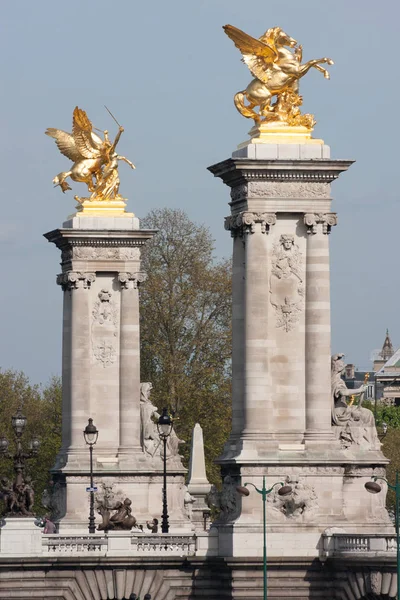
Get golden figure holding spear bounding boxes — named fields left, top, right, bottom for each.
left=45, top=106, right=135, bottom=206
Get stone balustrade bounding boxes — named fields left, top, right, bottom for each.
left=321, top=533, right=397, bottom=559
left=39, top=532, right=197, bottom=556
left=43, top=534, right=108, bottom=554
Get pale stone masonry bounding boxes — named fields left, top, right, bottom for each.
left=208, top=143, right=391, bottom=558
left=44, top=216, right=191, bottom=532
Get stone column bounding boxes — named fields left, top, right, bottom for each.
left=118, top=271, right=147, bottom=454
left=57, top=271, right=95, bottom=453
left=303, top=213, right=337, bottom=443
left=227, top=212, right=276, bottom=441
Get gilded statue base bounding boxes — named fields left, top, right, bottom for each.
left=73, top=196, right=134, bottom=217
left=238, top=122, right=324, bottom=149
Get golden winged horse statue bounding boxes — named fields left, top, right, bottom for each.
left=45, top=107, right=135, bottom=202
left=223, top=25, right=333, bottom=127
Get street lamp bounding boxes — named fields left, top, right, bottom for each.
left=157, top=408, right=173, bottom=534
left=83, top=418, right=99, bottom=534
left=237, top=477, right=292, bottom=600
left=0, top=410, right=40, bottom=516
left=365, top=472, right=400, bottom=598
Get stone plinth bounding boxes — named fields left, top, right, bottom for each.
left=208, top=142, right=392, bottom=556
left=0, top=518, right=42, bottom=555
left=44, top=216, right=190, bottom=532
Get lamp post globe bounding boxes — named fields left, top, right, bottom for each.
left=157, top=407, right=173, bottom=534
left=83, top=418, right=98, bottom=534
left=12, top=411, right=27, bottom=437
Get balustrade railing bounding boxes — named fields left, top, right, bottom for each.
left=132, top=534, right=196, bottom=556
left=321, top=533, right=397, bottom=558
left=43, top=535, right=108, bottom=553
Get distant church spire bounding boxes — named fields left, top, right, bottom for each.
left=380, top=329, right=394, bottom=361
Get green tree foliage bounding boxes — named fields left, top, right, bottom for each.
left=140, top=208, right=232, bottom=484
left=0, top=370, right=62, bottom=515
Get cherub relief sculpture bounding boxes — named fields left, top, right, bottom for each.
left=140, top=383, right=184, bottom=464
left=45, top=106, right=135, bottom=202
left=267, top=476, right=318, bottom=522
left=223, top=24, right=333, bottom=125
left=331, top=354, right=380, bottom=450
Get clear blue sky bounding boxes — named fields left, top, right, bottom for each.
left=0, top=0, right=398, bottom=383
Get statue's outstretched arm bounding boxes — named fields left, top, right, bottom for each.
left=118, top=156, right=136, bottom=169
left=111, top=126, right=124, bottom=152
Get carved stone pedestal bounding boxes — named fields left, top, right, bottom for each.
left=44, top=216, right=190, bottom=532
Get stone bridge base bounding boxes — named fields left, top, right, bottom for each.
left=0, top=557, right=396, bottom=599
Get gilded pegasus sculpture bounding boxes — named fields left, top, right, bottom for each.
left=223, top=25, right=333, bottom=127
left=45, top=107, right=135, bottom=202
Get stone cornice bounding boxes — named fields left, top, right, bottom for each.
left=44, top=228, right=157, bottom=252
left=208, top=158, right=354, bottom=186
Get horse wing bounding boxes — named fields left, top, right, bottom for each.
left=45, top=128, right=82, bottom=163
left=223, top=25, right=277, bottom=83
left=72, top=106, right=103, bottom=160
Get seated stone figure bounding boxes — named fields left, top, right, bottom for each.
left=331, top=354, right=380, bottom=450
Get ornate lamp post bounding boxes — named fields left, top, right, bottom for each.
left=0, top=410, right=40, bottom=516
left=365, top=472, right=400, bottom=598
left=157, top=408, right=173, bottom=534
left=83, top=418, right=99, bottom=534
left=237, top=477, right=292, bottom=600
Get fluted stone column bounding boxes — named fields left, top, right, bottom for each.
left=304, top=213, right=337, bottom=443
left=118, top=271, right=146, bottom=454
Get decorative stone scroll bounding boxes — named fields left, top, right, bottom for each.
left=118, top=271, right=147, bottom=289
left=91, top=289, right=118, bottom=368
left=304, top=212, right=337, bottom=234
left=270, top=234, right=304, bottom=332
left=56, top=271, right=96, bottom=290
left=224, top=211, right=276, bottom=236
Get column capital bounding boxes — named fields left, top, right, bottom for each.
left=304, top=212, right=337, bottom=235
left=56, top=271, right=96, bottom=290
left=118, top=271, right=147, bottom=289
left=225, top=211, right=276, bottom=237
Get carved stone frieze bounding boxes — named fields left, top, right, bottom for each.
left=118, top=271, right=147, bottom=289
left=270, top=234, right=304, bottom=332
left=242, top=466, right=345, bottom=476
left=225, top=211, right=276, bottom=236
left=91, top=289, right=118, bottom=368
left=248, top=181, right=331, bottom=199
left=304, top=212, right=337, bottom=234
left=73, top=247, right=141, bottom=260
left=56, top=271, right=96, bottom=290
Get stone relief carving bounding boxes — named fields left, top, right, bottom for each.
left=41, top=479, right=66, bottom=521
left=270, top=234, right=304, bottom=332
left=207, top=475, right=240, bottom=524
left=331, top=354, right=380, bottom=450
left=56, top=271, right=96, bottom=290
left=91, top=289, right=118, bottom=368
left=118, top=271, right=147, bottom=289
left=243, top=466, right=344, bottom=476
left=267, top=476, right=318, bottom=522
left=230, top=183, right=248, bottom=201
left=139, top=383, right=184, bottom=467
left=248, top=181, right=330, bottom=199
left=225, top=211, right=276, bottom=236
left=73, top=247, right=141, bottom=260
left=304, top=212, right=337, bottom=234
